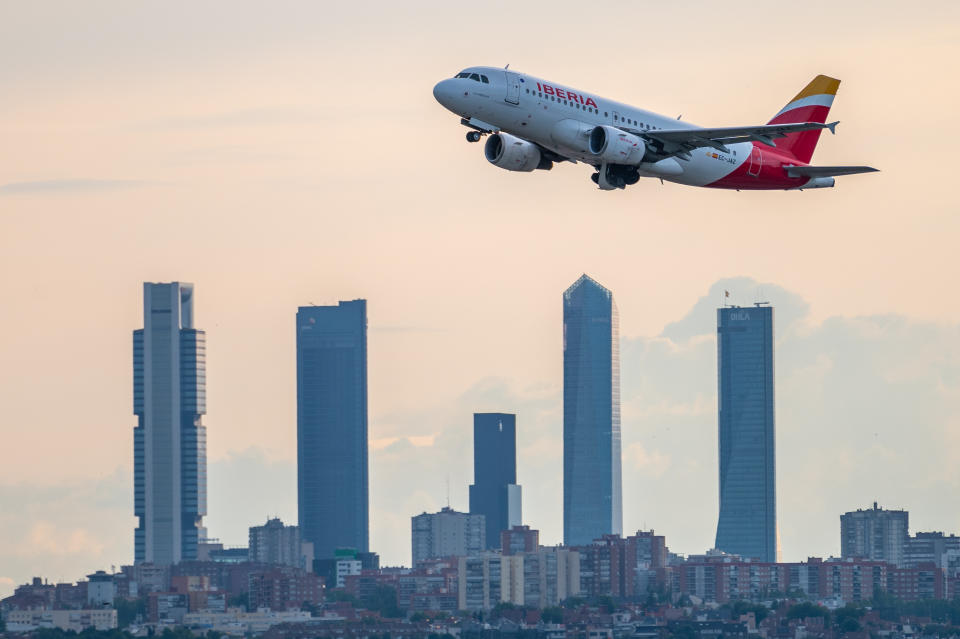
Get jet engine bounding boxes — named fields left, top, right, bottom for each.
left=588, top=125, right=645, bottom=165
left=484, top=133, right=549, bottom=172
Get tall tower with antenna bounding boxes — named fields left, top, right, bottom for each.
left=714, top=303, right=777, bottom=562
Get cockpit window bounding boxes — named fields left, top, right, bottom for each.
left=455, top=71, right=487, bottom=83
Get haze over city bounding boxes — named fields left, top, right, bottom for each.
left=1, top=0, right=959, bottom=606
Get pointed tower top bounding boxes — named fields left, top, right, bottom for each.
left=563, top=273, right=611, bottom=299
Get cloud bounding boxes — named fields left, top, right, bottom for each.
left=2, top=278, right=958, bottom=587
left=661, top=278, right=810, bottom=342
left=0, top=179, right=150, bottom=195
left=22, top=522, right=106, bottom=557
left=619, top=278, right=960, bottom=559
left=361, top=277, right=960, bottom=563
left=0, top=469, right=130, bottom=593
left=205, top=448, right=298, bottom=546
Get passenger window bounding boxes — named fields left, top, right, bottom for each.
left=604, top=112, right=609, bottom=117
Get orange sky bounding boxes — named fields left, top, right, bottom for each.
left=1, top=0, right=958, bottom=594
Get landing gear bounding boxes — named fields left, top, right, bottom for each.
left=466, top=131, right=482, bottom=143
left=592, top=163, right=640, bottom=190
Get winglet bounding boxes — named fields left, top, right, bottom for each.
left=826, top=121, right=839, bottom=135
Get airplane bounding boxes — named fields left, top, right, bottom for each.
left=432, top=67, right=877, bottom=191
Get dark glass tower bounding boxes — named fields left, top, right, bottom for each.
left=297, top=300, right=369, bottom=559
left=134, top=282, right=207, bottom=565
left=469, top=413, right=522, bottom=549
left=563, top=274, right=622, bottom=547
left=715, top=305, right=777, bottom=562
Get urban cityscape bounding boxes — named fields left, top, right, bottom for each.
left=2, top=277, right=958, bottom=639
left=3, top=3, right=959, bottom=639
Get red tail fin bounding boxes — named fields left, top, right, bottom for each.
left=767, top=75, right=840, bottom=164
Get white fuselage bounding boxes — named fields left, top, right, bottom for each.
left=433, top=66, right=754, bottom=187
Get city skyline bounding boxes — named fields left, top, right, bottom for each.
left=2, top=0, right=960, bottom=600
left=2, top=274, right=958, bottom=596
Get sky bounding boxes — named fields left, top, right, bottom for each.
left=1, top=0, right=959, bottom=598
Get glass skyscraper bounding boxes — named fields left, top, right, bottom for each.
left=134, top=282, right=207, bottom=565
left=715, top=305, right=777, bottom=562
left=296, top=300, right=369, bottom=560
left=469, top=413, right=522, bottom=550
left=563, top=274, right=622, bottom=547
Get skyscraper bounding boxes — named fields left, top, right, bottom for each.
left=469, top=413, right=522, bottom=549
left=297, top=300, right=369, bottom=560
left=563, top=274, right=622, bottom=547
left=715, top=304, right=777, bottom=562
left=134, top=282, right=207, bottom=565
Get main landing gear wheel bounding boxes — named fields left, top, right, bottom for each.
left=466, top=131, right=482, bottom=143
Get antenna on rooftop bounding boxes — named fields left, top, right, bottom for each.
left=755, top=287, right=770, bottom=307
left=446, top=474, right=450, bottom=508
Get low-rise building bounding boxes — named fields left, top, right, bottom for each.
left=248, top=518, right=314, bottom=572
left=502, top=525, right=539, bottom=555
left=248, top=567, right=321, bottom=611
left=903, top=531, right=960, bottom=568
left=6, top=609, right=118, bottom=632
left=412, top=507, right=485, bottom=565
left=86, top=571, right=115, bottom=608
left=458, top=548, right=580, bottom=611
left=182, top=607, right=311, bottom=635
left=840, top=503, right=909, bottom=566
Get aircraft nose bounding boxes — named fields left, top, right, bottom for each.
left=433, top=78, right=457, bottom=109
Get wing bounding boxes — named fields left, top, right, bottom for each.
left=785, top=165, right=879, bottom=178
left=641, top=121, right=838, bottom=159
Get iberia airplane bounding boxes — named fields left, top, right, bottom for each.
left=432, top=67, right=877, bottom=191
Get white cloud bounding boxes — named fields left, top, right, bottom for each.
left=2, top=277, right=958, bottom=587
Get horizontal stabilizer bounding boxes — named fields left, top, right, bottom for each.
left=785, top=165, right=879, bottom=178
